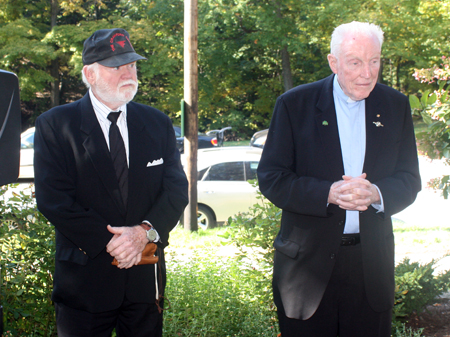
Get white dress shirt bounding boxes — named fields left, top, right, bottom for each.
left=333, top=75, right=384, bottom=234
left=89, top=88, right=129, bottom=166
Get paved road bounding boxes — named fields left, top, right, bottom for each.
left=393, top=156, right=450, bottom=274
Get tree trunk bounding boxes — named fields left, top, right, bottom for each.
left=378, top=58, right=384, bottom=84
left=183, top=0, right=199, bottom=231
left=281, top=45, right=293, bottom=92
left=50, top=59, right=60, bottom=107
left=50, top=0, right=60, bottom=108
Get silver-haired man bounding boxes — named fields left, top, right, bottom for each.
left=257, top=21, right=421, bottom=336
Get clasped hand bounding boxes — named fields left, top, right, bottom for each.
left=328, top=173, right=380, bottom=211
left=106, top=225, right=148, bottom=269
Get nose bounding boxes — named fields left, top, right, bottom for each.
left=361, top=63, right=371, bottom=78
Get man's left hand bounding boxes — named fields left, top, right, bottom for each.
left=106, top=225, right=148, bottom=269
left=335, top=174, right=381, bottom=211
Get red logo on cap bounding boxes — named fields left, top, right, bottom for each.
left=110, top=33, right=131, bottom=52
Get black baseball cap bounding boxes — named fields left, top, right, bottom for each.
left=82, top=28, right=146, bottom=67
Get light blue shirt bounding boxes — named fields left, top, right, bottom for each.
left=332, top=75, right=384, bottom=233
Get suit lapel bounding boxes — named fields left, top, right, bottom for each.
left=79, top=94, right=127, bottom=216
left=363, top=85, right=384, bottom=175
left=315, top=75, right=345, bottom=180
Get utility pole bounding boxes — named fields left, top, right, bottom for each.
left=183, top=0, right=198, bottom=231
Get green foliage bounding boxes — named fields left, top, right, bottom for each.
left=410, top=57, right=450, bottom=198
left=2, top=0, right=450, bottom=138
left=393, top=324, right=424, bottom=337
left=393, top=258, right=450, bottom=327
left=164, top=250, right=279, bottom=336
left=221, top=182, right=281, bottom=304
left=0, top=184, right=56, bottom=336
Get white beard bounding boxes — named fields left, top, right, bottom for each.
left=94, top=78, right=138, bottom=108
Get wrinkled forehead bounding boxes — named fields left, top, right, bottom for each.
left=338, top=33, right=381, bottom=59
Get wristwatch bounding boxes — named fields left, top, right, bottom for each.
left=140, top=222, right=158, bottom=242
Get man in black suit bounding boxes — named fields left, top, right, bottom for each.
left=34, top=28, right=188, bottom=336
left=257, top=21, right=421, bottom=336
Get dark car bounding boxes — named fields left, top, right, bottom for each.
left=173, top=126, right=217, bottom=153
left=249, top=129, right=268, bottom=148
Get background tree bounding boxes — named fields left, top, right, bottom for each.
left=409, top=57, right=450, bottom=198
left=1, top=0, right=450, bottom=138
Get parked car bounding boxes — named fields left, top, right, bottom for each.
left=173, top=125, right=217, bottom=153
left=18, top=127, right=35, bottom=180
left=249, top=129, right=268, bottom=148
left=18, top=125, right=218, bottom=179
left=181, top=146, right=263, bottom=229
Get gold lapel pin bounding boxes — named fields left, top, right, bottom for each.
left=373, top=121, right=384, bottom=127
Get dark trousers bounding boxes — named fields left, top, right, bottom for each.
left=277, top=244, right=392, bottom=337
left=55, top=296, right=164, bottom=337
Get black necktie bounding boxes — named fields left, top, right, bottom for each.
left=107, top=111, right=128, bottom=207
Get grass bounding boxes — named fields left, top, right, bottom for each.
left=167, top=225, right=227, bottom=250
left=393, top=218, right=450, bottom=267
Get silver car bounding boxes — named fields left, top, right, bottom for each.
left=182, top=146, right=263, bottom=229
left=19, top=127, right=35, bottom=180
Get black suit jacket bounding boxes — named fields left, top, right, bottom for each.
left=257, top=75, right=421, bottom=320
left=34, top=93, right=188, bottom=313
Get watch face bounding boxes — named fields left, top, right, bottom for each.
left=147, top=229, right=157, bottom=241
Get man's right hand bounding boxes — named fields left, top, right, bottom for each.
left=106, top=225, right=147, bottom=269
left=328, top=173, right=379, bottom=211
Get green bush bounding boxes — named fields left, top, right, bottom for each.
left=393, top=257, right=450, bottom=328
left=221, top=182, right=281, bottom=305
left=164, top=250, right=279, bottom=336
left=0, top=184, right=56, bottom=336
left=393, top=324, right=424, bottom=337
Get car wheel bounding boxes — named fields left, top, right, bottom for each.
left=197, top=205, right=216, bottom=230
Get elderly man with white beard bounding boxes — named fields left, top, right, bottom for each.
left=34, top=28, right=188, bottom=336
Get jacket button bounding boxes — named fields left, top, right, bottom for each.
left=330, top=253, right=336, bottom=259
left=338, top=221, right=344, bottom=226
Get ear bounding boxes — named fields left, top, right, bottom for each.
left=83, top=65, right=96, bottom=85
left=327, top=54, right=338, bottom=74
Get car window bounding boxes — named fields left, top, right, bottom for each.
left=198, top=167, right=209, bottom=180
left=245, top=161, right=259, bottom=180
left=203, top=162, right=245, bottom=181
left=21, top=133, right=34, bottom=149
left=173, top=126, right=181, bottom=137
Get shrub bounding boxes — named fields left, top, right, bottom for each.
left=393, top=324, right=424, bottom=337
left=0, top=184, right=56, bottom=336
left=410, top=57, right=450, bottom=199
left=393, top=257, right=450, bottom=328
left=221, top=182, right=281, bottom=305
left=164, top=249, right=279, bottom=336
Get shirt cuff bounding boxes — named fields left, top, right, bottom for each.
left=371, top=185, right=384, bottom=213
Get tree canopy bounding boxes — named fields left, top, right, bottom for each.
left=1, top=0, right=449, bottom=137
